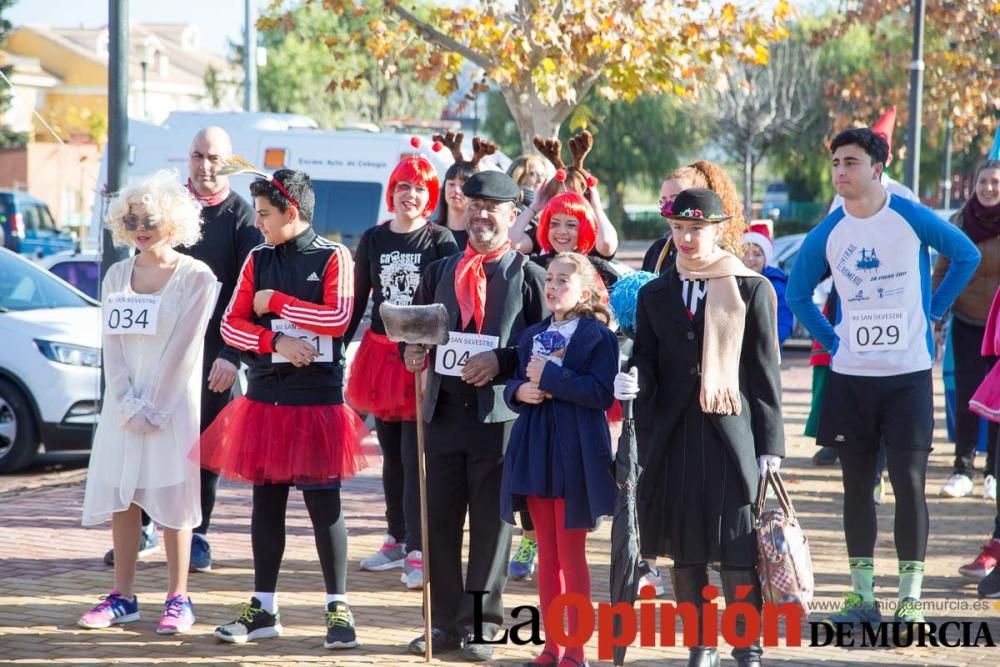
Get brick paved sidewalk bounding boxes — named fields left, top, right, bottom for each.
left=1, top=354, right=999, bottom=666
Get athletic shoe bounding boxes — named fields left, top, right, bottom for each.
left=323, top=600, right=358, bottom=649
left=822, top=592, right=882, bottom=630
left=461, top=632, right=494, bottom=661
left=359, top=534, right=406, bottom=571
left=873, top=474, right=886, bottom=505
left=214, top=597, right=282, bottom=643
left=893, top=597, right=927, bottom=642
left=636, top=560, right=665, bottom=597
left=508, top=536, right=538, bottom=580
left=978, top=567, right=1000, bottom=598
left=812, top=446, right=839, bottom=466
left=103, top=522, right=159, bottom=566
left=985, top=475, right=997, bottom=501
left=958, top=540, right=1000, bottom=579
left=156, top=594, right=195, bottom=634
left=77, top=591, right=140, bottom=629
left=190, top=533, right=212, bottom=573
left=940, top=473, right=974, bottom=498
left=400, top=550, right=423, bottom=590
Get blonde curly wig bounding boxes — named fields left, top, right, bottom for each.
left=105, top=170, right=203, bottom=249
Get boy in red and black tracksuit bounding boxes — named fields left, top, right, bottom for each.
left=201, top=169, right=367, bottom=650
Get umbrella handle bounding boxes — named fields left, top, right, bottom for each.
left=622, top=398, right=634, bottom=420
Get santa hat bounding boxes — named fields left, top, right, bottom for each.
left=872, top=106, right=896, bottom=155
left=741, top=222, right=774, bottom=267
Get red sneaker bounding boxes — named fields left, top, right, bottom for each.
left=958, top=540, right=1000, bottom=579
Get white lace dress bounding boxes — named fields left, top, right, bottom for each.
left=82, top=254, right=217, bottom=530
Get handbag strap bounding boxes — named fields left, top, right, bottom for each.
left=754, top=468, right=797, bottom=520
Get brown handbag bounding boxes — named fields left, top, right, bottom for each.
left=754, top=468, right=815, bottom=615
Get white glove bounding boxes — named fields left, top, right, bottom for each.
left=614, top=367, right=639, bottom=401
left=758, top=455, right=781, bottom=478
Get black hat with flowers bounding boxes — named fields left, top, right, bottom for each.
left=662, top=187, right=732, bottom=222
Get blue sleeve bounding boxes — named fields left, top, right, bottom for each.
left=537, top=327, right=617, bottom=411
left=787, top=214, right=842, bottom=351
left=895, top=199, right=981, bottom=322
left=768, top=270, right=793, bottom=345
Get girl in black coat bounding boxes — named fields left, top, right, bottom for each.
left=616, top=189, right=784, bottom=667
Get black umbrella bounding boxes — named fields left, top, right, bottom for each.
left=607, top=270, right=657, bottom=666
left=609, top=398, right=642, bottom=666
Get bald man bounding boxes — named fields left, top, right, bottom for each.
left=102, top=127, right=262, bottom=572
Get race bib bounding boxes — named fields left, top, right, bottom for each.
left=103, top=293, right=161, bottom=336
left=435, top=332, right=500, bottom=377
left=270, top=318, right=335, bottom=364
left=847, top=308, right=909, bottom=352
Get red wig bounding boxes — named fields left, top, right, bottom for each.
left=386, top=156, right=440, bottom=217
left=537, top=191, right=597, bottom=254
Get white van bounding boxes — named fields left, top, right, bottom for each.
left=90, top=111, right=508, bottom=249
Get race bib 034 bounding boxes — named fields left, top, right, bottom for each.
left=103, top=293, right=161, bottom=336
left=435, top=332, right=500, bottom=377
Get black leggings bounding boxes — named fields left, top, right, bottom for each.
left=952, top=318, right=999, bottom=477
left=840, top=447, right=929, bottom=562
left=251, top=484, right=347, bottom=594
left=374, top=419, right=422, bottom=552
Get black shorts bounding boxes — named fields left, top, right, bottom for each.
left=817, top=369, right=934, bottom=452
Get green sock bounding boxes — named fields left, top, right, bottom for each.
left=849, top=557, right=875, bottom=603
left=898, top=561, right=925, bottom=601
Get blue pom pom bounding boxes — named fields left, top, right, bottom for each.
left=609, top=270, right=657, bottom=337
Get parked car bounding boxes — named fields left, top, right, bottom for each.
left=38, top=251, right=101, bottom=299
left=0, top=248, right=100, bottom=472
left=762, top=182, right=791, bottom=219
left=0, top=191, right=75, bottom=258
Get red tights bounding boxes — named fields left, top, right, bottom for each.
left=526, top=496, right=592, bottom=665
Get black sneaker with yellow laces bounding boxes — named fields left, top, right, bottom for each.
left=214, top=597, right=282, bottom=644
left=324, top=600, right=358, bottom=649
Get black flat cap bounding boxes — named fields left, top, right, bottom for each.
left=462, top=170, right=521, bottom=202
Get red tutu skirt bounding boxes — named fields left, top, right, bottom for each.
left=200, top=397, right=368, bottom=485
left=607, top=399, right=623, bottom=425
left=345, top=329, right=417, bottom=421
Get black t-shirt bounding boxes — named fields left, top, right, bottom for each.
left=450, top=228, right=469, bottom=252
left=345, top=222, right=458, bottom=341
left=641, top=235, right=676, bottom=275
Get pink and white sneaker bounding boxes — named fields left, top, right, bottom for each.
left=77, top=591, right=140, bottom=629
left=156, top=594, right=196, bottom=634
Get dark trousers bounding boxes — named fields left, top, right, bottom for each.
left=374, top=419, right=422, bottom=552
left=953, top=318, right=998, bottom=477
left=424, top=395, right=512, bottom=638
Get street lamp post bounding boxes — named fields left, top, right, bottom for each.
left=103, top=0, right=129, bottom=280
left=140, top=60, right=148, bottom=119
left=904, top=0, right=926, bottom=196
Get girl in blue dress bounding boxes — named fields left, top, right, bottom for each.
left=501, top=252, right=618, bottom=667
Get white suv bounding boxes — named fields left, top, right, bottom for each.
left=0, top=248, right=100, bottom=472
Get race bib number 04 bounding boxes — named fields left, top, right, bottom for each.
left=435, top=332, right=500, bottom=377
left=270, top=318, right=335, bottom=364
left=848, top=308, right=908, bottom=352
left=104, top=293, right=161, bottom=336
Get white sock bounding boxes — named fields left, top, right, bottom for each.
left=254, top=592, right=277, bottom=614
left=326, top=593, right=347, bottom=606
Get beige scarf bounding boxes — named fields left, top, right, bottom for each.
left=675, top=250, right=777, bottom=416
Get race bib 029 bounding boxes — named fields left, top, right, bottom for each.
left=434, top=332, right=500, bottom=377
left=847, top=308, right=909, bottom=353
left=103, top=293, right=161, bottom=336
left=270, top=318, right=335, bottom=364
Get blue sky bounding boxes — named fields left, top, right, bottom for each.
left=7, top=0, right=262, bottom=56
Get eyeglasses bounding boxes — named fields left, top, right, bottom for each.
left=123, top=214, right=159, bottom=231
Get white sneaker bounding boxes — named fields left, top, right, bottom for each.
left=985, top=475, right=997, bottom=501
left=941, top=473, right=974, bottom=498
left=400, top=550, right=423, bottom=590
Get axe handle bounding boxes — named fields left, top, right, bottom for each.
left=413, top=367, right=433, bottom=662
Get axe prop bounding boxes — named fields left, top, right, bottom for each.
left=379, top=302, right=449, bottom=662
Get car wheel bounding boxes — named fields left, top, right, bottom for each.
left=0, top=378, right=40, bottom=473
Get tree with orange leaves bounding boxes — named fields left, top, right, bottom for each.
left=260, top=0, right=790, bottom=150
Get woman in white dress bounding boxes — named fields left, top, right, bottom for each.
left=78, top=170, right=217, bottom=635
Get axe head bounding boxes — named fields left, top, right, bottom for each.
left=379, top=303, right=450, bottom=346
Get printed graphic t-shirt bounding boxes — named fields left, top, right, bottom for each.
left=787, top=194, right=980, bottom=377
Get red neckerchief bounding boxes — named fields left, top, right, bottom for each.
left=187, top=178, right=230, bottom=208
left=454, top=241, right=510, bottom=334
